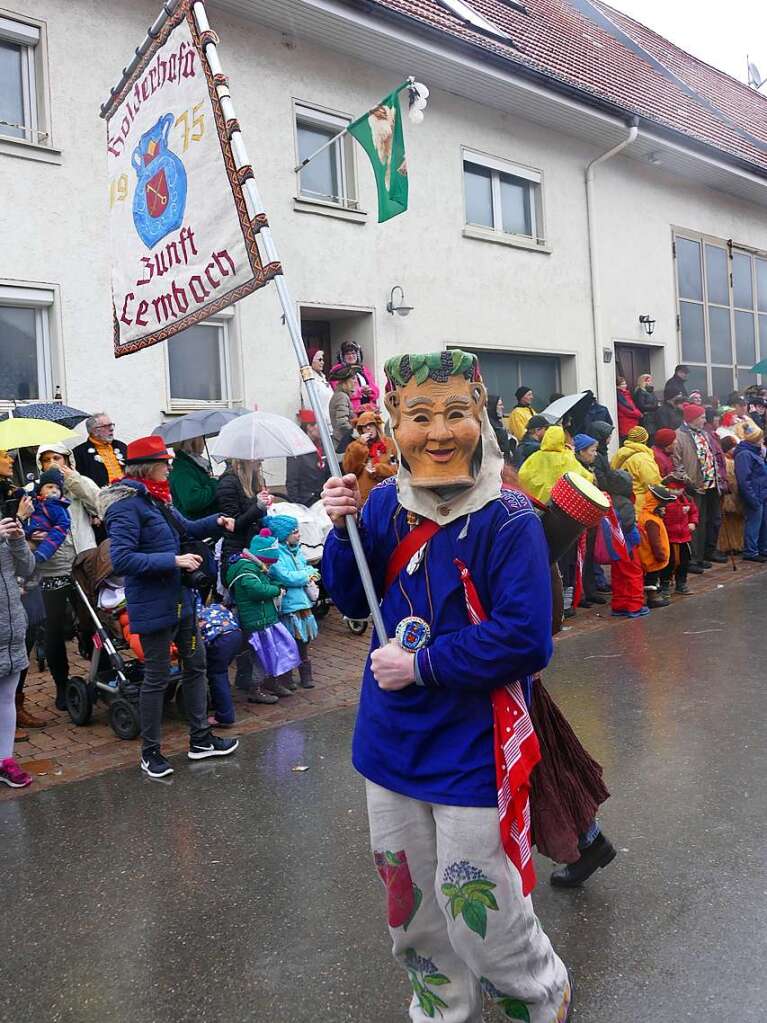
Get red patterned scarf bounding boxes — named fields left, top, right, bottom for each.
left=143, top=477, right=172, bottom=504
left=453, top=558, right=540, bottom=896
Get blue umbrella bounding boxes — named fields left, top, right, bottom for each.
left=749, top=359, right=767, bottom=375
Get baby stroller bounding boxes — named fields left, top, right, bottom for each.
left=268, top=500, right=367, bottom=634
left=69, top=543, right=183, bottom=740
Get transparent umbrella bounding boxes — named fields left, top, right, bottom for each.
left=209, top=411, right=315, bottom=462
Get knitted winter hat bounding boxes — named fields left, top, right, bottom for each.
left=515, top=385, right=533, bottom=402
left=682, top=404, right=705, bottom=424
left=654, top=428, right=677, bottom=449
left=627, top=426, right=649, bottom=443
left=573, top=433, right=598, bottom=453
left=248, top=528, right=281, bottom=563
left=265, top=515, right=299, bottom=542
left=35, top=468, right=64, bottom=495
left=742, top=424, right=764, bottom=446
left=589, top=420, right=614, bottom=441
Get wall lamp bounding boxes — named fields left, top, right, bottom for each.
left=639, top=314, right=656, bottom=336
left=386, top=285, right=413, bottom=317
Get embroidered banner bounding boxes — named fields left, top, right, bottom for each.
left=105, top=0, right=279, bottom=358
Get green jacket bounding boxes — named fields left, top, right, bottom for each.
left=169, top=450, right=219, bottom=519
left=226, top=557, right=281, bottom=632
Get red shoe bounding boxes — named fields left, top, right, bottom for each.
left=0, top=757, right=33, bottom=788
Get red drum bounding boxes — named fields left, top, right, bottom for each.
left=541, top=472, right=610, bottom=563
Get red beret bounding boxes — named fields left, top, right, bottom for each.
left=298, top=409, right=316, bottom=424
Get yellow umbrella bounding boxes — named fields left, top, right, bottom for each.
left=0, top=417, right=79, bottom=451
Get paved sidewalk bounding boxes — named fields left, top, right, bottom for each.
left=5, top=609, right=368, bottom=799
left=2, top=555, right=761, bottom=799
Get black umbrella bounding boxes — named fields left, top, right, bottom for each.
left=1, top=402, right=90, bottom=430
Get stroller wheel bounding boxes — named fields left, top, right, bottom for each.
left=313, top=599, right=331, bottom=619
left=66, top=677, right=93, bottom=726
left=109, top=698, right=140, bottom=741
left=346, top=618, right=368, bottom=636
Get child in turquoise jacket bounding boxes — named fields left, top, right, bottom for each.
left=266, top=514, right=319, bottom=689
left=226, top=530, right=300, bottom=700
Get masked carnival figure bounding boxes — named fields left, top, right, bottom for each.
left=322, top=351, right=573, bottom=1023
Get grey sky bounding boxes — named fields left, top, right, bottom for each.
left=611, top=0, right=767, bottom=85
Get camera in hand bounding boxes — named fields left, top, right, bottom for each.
left=179, top=540, right=216, bottom=590
left=1, top=496, right=21, bottom=520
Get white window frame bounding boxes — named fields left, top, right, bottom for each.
left=461, top=147, right=546, bottom=250
left=293, top=100, right=360, bottom=213
left=164, top=311, right=242, bottom=413
left=673, top=228, right=767, bottom=393
left=0, top=11, right=58, bottom=163
left=0, top=282, right=55, bottom=408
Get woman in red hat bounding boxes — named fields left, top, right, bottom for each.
left=99, top=436, right=238, bottom=779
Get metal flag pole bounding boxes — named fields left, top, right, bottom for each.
left=190, top=2, right=388, bottom=644
left=292, top=78, right=414, bottom=175
left=98, top=0, right=389, bottom=644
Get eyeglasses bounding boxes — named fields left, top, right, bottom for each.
left=96, top=422, right=116, bottom=430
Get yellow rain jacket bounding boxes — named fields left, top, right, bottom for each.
left=507, top=404, right=536, bottom=442
left=610, top=440, right=661, bottom=512
left=518, top=425, right=592, bottom=504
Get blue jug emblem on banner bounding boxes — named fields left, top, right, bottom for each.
left=132, top=112, right=187, bottom=249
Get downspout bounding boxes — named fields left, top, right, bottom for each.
left=585, top=116, right=639, bottom=419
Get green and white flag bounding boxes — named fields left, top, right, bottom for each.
left=348, top=87, right=409, bottom=223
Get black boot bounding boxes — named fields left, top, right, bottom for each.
left=54, top=680, right=68, bottom=711
left=550, top=833, right=617, bottom=888
left=298, top=659, right=315, bottom=689
left=262, top=674, right=293, bottom=698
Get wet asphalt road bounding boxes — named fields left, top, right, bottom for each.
left=2, top=575, right=766, bottom=1022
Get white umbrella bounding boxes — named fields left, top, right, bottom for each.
left=209, top=411, right=315, bottom=462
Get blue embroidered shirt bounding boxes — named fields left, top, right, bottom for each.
left=322, top=479, right=553, bottom=807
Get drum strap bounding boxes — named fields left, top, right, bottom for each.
left=384, top=519, right=441, bottom=593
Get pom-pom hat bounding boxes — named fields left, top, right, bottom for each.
left=248, top=529, right=280, bottom=563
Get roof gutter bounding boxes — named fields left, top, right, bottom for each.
left=585, top=117, right=639, bottom=425
left=351, top=0, right=767, bottom=185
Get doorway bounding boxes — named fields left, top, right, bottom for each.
left=614, top=344, right=651, bottom=390
left=300, top=306, right=375, bottom=375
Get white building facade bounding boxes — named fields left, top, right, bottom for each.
left=2, top=0, right=767, bottom=444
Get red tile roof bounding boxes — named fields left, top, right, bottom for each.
left=363, top=0, right=767, bottom=176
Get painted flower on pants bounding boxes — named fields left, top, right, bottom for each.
left=404, top=948, right=451, bottom=1018
left=441, top=860, right=498, bottom=939
left=374, top=849, right=422, bottom=930
left=480, top=976, right=530, bottom=1022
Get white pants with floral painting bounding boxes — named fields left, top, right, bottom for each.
left=366, top=781, right=570, bottom=1023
